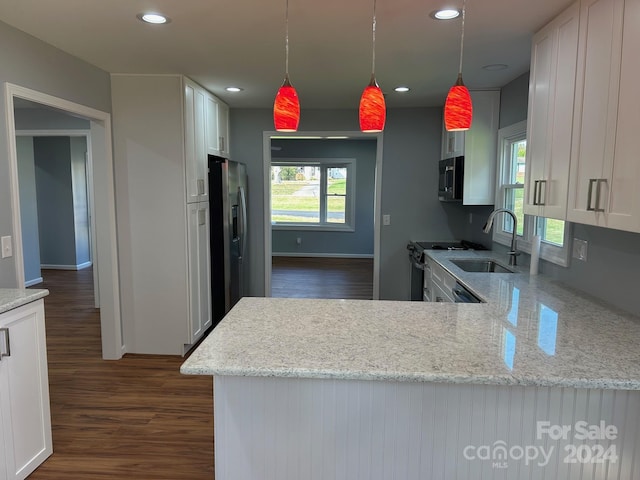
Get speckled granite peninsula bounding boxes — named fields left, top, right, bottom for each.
left=182, top=250, right=640, bottom=479
left=0, top=288, right=49, bottom=314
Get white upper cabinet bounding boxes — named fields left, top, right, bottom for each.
left=524, top=1, right=579, bottom=220
left=205, top=92, right=231, bottom=159
left=440, top=128, right=464, bottom=160
left=465, top=90, right=501, bottom=205
left=184, top=78, right=208, bottom=203
left=567, top=0, right=640, bottom=232
left=440, top=90, right=500, bottom=205
left=217, top=101, right=230, bottom=158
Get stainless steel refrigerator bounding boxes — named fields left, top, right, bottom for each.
left=208, top=155, right=248, bottom=326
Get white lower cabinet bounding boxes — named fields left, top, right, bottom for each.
left=0, top=300, right=52, bottom=480
left=187, top=203, right=212, bottom=344
left=430, top=262, right=455, bottom=303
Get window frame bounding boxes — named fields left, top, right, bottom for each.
left=271, top=158, right=356, bottom=232
left=493, top=121, right=572, bottom=267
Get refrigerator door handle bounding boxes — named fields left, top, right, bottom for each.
left=238, top=185, right=248, bottom=261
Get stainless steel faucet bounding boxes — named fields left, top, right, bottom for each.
left=483, top=208, right=520, bottom=266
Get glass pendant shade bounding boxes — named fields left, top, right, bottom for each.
left=273, top=76, right=300, bottom=132
left=359, top=75, right=386, bottom=132
left=444, top=74, right=473, bottom=131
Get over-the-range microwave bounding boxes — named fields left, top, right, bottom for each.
left=438, top=156, right=463, bottom=201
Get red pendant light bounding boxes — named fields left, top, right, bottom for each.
left=359, top=0, right=386, bottom=132
left=444, top=0, right=473, bottom=131
left=360, top=75, right=386, bottom=132
left=273, top=0, right=300, bottom=131
left=444, top=74, right=472, bottom=131
left=274, top=75, right=300, bottom=132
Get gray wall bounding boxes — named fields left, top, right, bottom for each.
left=14, top=106, right=91, bottom=130
left=230, top=107, right=469, bottom=300
left=0, top=19, right=110, bottom=286
left=499, top=72, right=530, bottom=129
left=34, top=137, right=77, bottom=267
left=16, top=137, right=41, bottom=284
left=271, top=139, right=376, bottom=256
left=70, top=137, right=90, bottom=265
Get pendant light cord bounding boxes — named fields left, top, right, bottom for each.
left=371, top=0, right=377, bottom=75
left=285, top=0, right=290, bottom=76
left=458, top=0, right=466, bottom=75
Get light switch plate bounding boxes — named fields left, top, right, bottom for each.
left=383, top=214, right=391, bottom=226
left=1, top=236, right=12, bottom=259
left=572, top=238, right=588, bottom=262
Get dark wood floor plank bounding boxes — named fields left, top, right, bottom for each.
left=271, top=256, right=374, bottom=300
left=28, top=268, right=214, bottom=479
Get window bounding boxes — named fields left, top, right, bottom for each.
left=271, top=159, right=355, bottom=230
left=494, top=121, right=571, bottom=266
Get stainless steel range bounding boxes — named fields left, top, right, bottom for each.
left=407, top=240, right=486, bottom=301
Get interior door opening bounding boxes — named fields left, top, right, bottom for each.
left=5, top=83, right=122, bottom=359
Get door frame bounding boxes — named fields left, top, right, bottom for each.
left=5, top=83, right=123, bottom=359
left=263, top=131, right=383, bottom=299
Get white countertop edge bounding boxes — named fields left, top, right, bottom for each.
left=180, top=364, right=640, bottom=390
left=0, top=289, right=49, bottom=315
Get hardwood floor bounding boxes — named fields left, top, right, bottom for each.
left=271, top=256, right=373, bottom=300
left=28, top=269, right=214, bottom=479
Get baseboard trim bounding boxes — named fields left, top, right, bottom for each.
left=272, top=252, right=374, bottom=259
left=41, top=261, right=93, bottom=271
left=24, top=277, right=43, bottom=287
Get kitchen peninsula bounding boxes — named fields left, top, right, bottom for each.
left=182, top=250, right=640, bottom=479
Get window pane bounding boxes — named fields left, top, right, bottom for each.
left=326, top=167, right=347, bottom=223
left=271, top=166, right=320, bottom=223
left=503, top=187, right=524, bottom=236
left=509, top=140, right=527, bottom=184
left=327, top=196, right=346, bottom=223
left=539, top=218, right=565, bottom=246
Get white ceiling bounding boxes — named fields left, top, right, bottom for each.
left=0, top=0, right=574, bottom=109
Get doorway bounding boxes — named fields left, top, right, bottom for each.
left=16, top=130, right=93, bottom=290
left=5, top=83, right=122, bottom=359
left=262, top=131, right=383, bottom=300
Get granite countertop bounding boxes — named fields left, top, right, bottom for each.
left=181, top=250, right=640, bottom=390
left=0, top=288, right=49, bottom=315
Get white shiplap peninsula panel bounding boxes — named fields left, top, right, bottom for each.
left=214, top=376, right=640, bottom=480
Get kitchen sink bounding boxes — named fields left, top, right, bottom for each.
left=450, top=258, right=514, bottom=273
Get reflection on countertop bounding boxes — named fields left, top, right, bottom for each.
left=182, top=249, right=640, bottom=390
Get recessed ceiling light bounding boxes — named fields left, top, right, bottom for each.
left=482, top=64, right=509, bottom=71
left=394, top=86, right=410, bottom=93
left=430, top=9, right=460, bottom=20
left=225, top=87, right=243, bottom=92
left=137, top=13, right=170, bottom=24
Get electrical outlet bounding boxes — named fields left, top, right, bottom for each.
left=572, top=238, right=588, bottom=262
left=1, top=236, right=12, bottom=259
left=383, top=214, right=391, bottom=226
left=296, top=237, right=302, bottom=246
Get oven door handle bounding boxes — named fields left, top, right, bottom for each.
left=410, top=257, right=425, bottom=270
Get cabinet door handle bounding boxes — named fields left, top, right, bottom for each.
left=538, top=180, right=547, bottom=206
left=0, top=327, right=10, bottom=360
left=533, top=180, right=540, bottom=205
left=587, top=178, right=606, bottom=212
